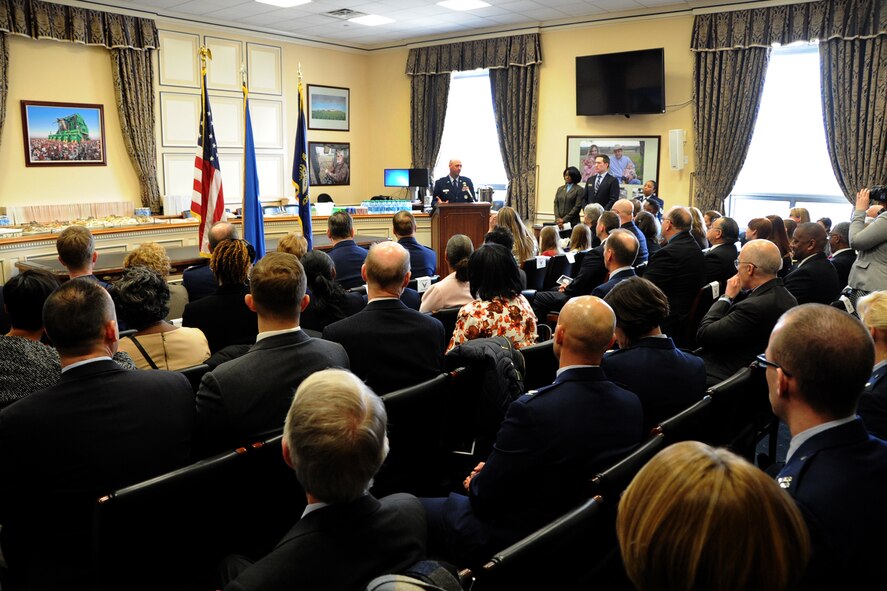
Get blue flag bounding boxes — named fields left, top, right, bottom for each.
left=242, top=83, right=265, bottom=260
left=293, top=79, right=312, bottom=250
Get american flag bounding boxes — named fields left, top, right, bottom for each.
left=192, top=73, right=225, bottom=255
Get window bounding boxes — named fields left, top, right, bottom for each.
left=727, top=43, right=850, bottom=225
left=434, top=69, right=508, bottom=200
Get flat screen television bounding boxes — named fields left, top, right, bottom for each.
left=576, top=48, right=665, bottom=116
left=408, top=168, right=429, bottom=187
left=384, top=168, right=410, bottom=187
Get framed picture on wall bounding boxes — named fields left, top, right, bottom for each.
left=21, top=101, right=107, bottom=167
left=566, top=136, right=660, bottom=189
left=307, top=85, right=349, bottom=131
left=308, top=142, right=350, bottom=186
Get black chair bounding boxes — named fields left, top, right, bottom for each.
left=375, top=373, right=450, bottom=496
left=683, top=281, right=719, bottom=347
left=432, top=306, right=461, bottom=340
left=572, top=249, right=586, bottom=270
left=407, top=274, right=440, bottom=294
left=586, top=433, right=665, bottom=500
left=652, top=395, right=714, bottom=443
left=177, top=363, right=210, bottom=393
left=634, top=261, right=648, bottom=277
left=706, top=363, right=774, bottom=459
left=317, top=193, right=333, bottom=203
left=348, top=284, right=368, bottom=295
left=118, top=328, right=137, bottom=339
left=541, top=254, right=573, bottom=290
left=520, top=340, right=557, bottom=392
left=521, top=258, right=547, bottom=291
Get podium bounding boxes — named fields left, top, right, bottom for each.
left=431, top=202, right=491, bottom=275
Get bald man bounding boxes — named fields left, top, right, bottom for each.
left=323, top=241, right=446, bottom=395
left=432, top=159, right=475, bottom=203
left=611, top=199, right=648, bottom=264
left=697, top=240, right=797, bottom=385
left=785, top=222, right=841, bottom=305
left=421, top=296, right=643, bottom=565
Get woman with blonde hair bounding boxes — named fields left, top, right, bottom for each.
left=789, top=207, right=811, bottom=224
left=538, top=225, right=563, bottom=257
left=617, top=441, right=810, bottom=591
left=495, top=206, right=538, bottom=263
left=688, top=207, right=709, bottom=249
left=276, top=232, right=308, bottom=259
left=567, top=223, right=592, bottom=253
left=855, top=290, right=887, bottom=438
left=123, top=242, right=188, bottom=320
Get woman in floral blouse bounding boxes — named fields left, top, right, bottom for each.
left=447, top=243, right=537, bottom=352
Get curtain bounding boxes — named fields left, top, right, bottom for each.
left=409, top=73, right=450, bottom=200
left=692, top=48, right=769, bottom=212
left=0, top=33, right=7, bottom=150
left=490, top=63, right=540, bottom=219
left=112, top=48, right=162, bottom=212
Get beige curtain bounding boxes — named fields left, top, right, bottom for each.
left=112, top=48, right=162, bottom=212
left=409, top=73, right=450, bottom=199
left=0, top=33, right=7, bottom=150
left=490, top=63, right=540, bottom=220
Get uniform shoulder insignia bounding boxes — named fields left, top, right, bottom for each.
left=777, top=476, right=792, bottom=489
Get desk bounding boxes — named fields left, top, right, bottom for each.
left=15, top=235, right=388, bottom=282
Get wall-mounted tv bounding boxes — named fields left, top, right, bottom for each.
left=576, top=48, right=665, bottom=116
left=384, top=168, right=410, bottom=187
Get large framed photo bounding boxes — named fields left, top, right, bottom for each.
left=21, top=101, right=106, bottom=166
left=308, top=142, right=350, bottom=186
left=566, top=136, right=660, bottom=189
left=307, top=85, right=349, bottom=131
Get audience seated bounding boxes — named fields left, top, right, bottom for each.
left=220, top=369, right=427, bottom=591
left=591, top=228, right=638, bottom=298
left=112, top=266, right=211, bottom=370
left=766, top=304, right=887, bottom=588
left=495, top=206, right=538, bottom=263
left=448, top=243, right=537, bottom=351
left=183, top=221, right=238, bottom=302
left=602, top=277, right=707, bottom=430
left=566, top=223, right=592, bottom=253
left=324, top=242, right=446, bottom=395
left=583, top=203, right=604, bottom=248
left=0, top=279, right=194, bottom=589
left=420, top=234, right=474, bottom=313
left=182, top=239, right=259, bottom=353
left=394, top=210, right=436, bottom=277
left=634, top=211, right=661, bottom=259
left=422, top=296, right=643, bottom=565
left=55, top=225, right=109, bottom=287
left=745, top=217, right=772, bottom=242
left=611, top=199, right=648, bottom=264
left=784, top=217, right=798, bottom=241
left=642, top=207, right=705, bottom=346
left=617, top=441, right=809, bottom=591
left=785, top=222, right=841, bottom=305
left=703, top=209, right=721, bottom=229
left=299, top=250, right=366, bottom=332
left=703, top=215, right=739, bottom=287
left=828, top=221, right=855, bottom=288
left=788, top=207, right=811, bottom=224
left=855, top=291, right=887, bottom=439
left=766, top=214, right=794, bottom=278
left=195, top=252, right=349, bottom=458
left=688, top=207, right=709, bottom=249
left=326, top=211, right=369, bottom=289
left=275, top=232, right=308, bottom=259
left=538, top=225, right=562, bottom=257
left=697, top=240, right=797, bottom=385
left=123, top=241, right=189, bottom=320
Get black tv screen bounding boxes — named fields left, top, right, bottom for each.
left=576, top=48, right=665, bottom=116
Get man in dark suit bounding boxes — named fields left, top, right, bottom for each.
left=697, top=240, right=797, bottom=385
left=643, top=207, right=706, bottom=346
left=55, top=225, right=110, bottom=287
left=221, top=369, right=427, bottom=591
left=432, top=158, right=475, bottom=203
left=766, top=304, right=887, bottom=588
left=0, top=279, right=194, bottom=590
left=195, top=252, right=350, bottom=458
left=828, top=221, right=855, bottom=288
left=591, top=228, right=638, bottom=298
left=324, top=241, right=446, bottom=395
left=704, top=216, right=739, bottom=287
left=326, top=210, right=368, bottom=289
left=611, top=199, right=648, bottom=264
left=785, top=222, right=841, bottom=305
left=603, top=277, right=707, bottom=430
left=422, top=296, right=643, bottom=565
left=585, top=154, right=620, bottom=210
left=393, top=210, right=436, bottom=278
left=530, top=211, right=619, bottom=320
left=183, top=221, right=238, bottom=302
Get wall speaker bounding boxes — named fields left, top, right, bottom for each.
left=669, top=129, right=686, bottom=170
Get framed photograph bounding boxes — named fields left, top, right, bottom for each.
left=307, top=85, right=349, bottom=131
left=21, top=101, right=106, bottom=167
left=566, top=136, right=660, bottom=189
left=308, top=142, right=350, bottom=186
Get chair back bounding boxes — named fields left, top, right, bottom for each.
left=177, top=363, right=209, bottom=393
left=521, top=257, right=548, bottom=291
left=684, top=281, right=720, bottom=347
left=706, top=363, right=774, bottom=457
left=407, top=275, right=440, bottom=294
left=520, top=340, right=558, bottom=392
left=634, top=261, right=648, bottom=277
left=652, top=395, right=714, bottom=444
left=572, top=249, right=587, bottom=270
left=541, top=255, right=573, bottom=290
left=587, top=433, right=666, bottom=499
left=432, top=306, right=461, bottom=340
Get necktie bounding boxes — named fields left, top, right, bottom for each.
left=594, top=175, right=602, bottom=192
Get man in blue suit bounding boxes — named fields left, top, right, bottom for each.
left=326, top=211, right=368, bottom=289
left=432, top=159, right=475, bottom=203
left=422, top=296, right=643, bottom=565
left=393, top=210, right=436, bottom=278
left=766, top=304, right=887, bottom=588
left=610, top=199, right=648, bottom=264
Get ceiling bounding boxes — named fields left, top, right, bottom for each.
left=83, top=0, right=792, bottom=50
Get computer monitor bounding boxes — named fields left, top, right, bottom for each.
left=384, top=169, right=410, bottom=187
left=408, top=168, right=430, bottom=187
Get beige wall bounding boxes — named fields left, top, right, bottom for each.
left=0, top=11, right=697, bottom=219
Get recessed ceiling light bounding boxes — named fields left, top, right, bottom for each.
left=437, top=0, right=490, bottom=11
left=255, top=0, right=311, bottom=7
left=348, top=14, right=395, bottom=26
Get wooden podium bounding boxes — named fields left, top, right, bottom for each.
left=431, top=202, right=491, bottom=275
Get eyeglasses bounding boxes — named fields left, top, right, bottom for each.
left=755, top=353, right=793, bottom=377
left=734, top=259, right=758, bottom=269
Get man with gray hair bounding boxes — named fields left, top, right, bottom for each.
left=324, top=241, right=446, bottom=394
left=828, top=221, right=855, bottom=288
left=697, top=239, right=797, bottom=384
left=221, top=369, right=427, bottom=591
left=183, top=221, right=238, bottom=301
